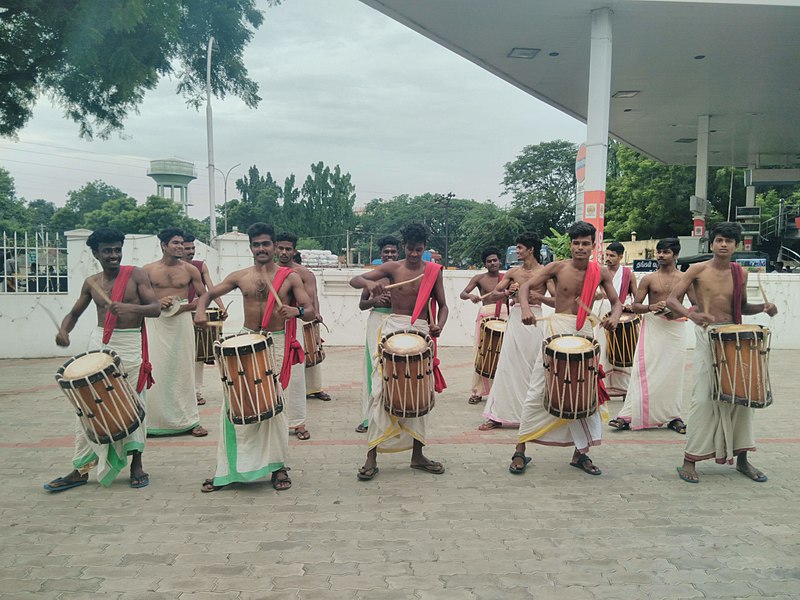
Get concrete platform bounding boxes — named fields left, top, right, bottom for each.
left=1, top=344, right=798, bottom=599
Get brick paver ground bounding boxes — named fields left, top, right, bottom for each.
left=1, top=343, right=798, bottom=599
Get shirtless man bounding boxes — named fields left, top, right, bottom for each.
left=195, top=222, right=316, bottom=492
left=668, top=222, right=777, bottom=484
left=355, top=235, right=399, bottom=433
left=182, top=234, right=226, bottom=406
left=46, top=227, right=160, bottom=492
left=479, top=234, right=553, bottom=429
left=512, top=221, right=622, bottom=476
left=349, top=222, right=448, bottom=481
left=460, top=247, right=506, bottom=405
left=143, top=228, right=208, bottom=437
left=610, top=237, right=691, bottom=432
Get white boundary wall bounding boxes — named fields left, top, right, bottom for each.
left=1, top=229, right=798, bottom=359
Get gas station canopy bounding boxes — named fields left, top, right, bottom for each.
left=360, top=0, right=800, bottom=168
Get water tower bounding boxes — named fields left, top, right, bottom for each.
left=147, top=159, right=197, bottom=214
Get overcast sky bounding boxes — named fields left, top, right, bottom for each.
left=0, top=0, right=585, bottom=221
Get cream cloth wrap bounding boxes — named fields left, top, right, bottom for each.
left=483, top=304, right=540, bottom=426
left=211, top=329, right=289, bottom=486
left=367, top=314, right=431, bottom=453
left=471, top=303, right=509, bottom=397
left=594, top=267, right=631, bottom=397
left=361, top=307, right=392, bottom=426
left=616, top=312, right=686, bottom=429
left=279, top=322, right=307, bottom=429
left=145, top=302, right=200, bottom=435
left=518, top=314, right=602, bottom=453
left=72, top=327, right=146, bottom=485
left=683, top=325, right=756, bottom=464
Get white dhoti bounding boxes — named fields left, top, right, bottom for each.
left=367, top=314, right=431, bottom=453
left=277, top=327, right=307, bottom=429
left=72, top=327, right=146, bottom=485
left=211, top=330, right=289, bottom=486
left=684, top=326, right=756, bottom=464
left=471, top=303, right=509, bottom=398
left=145, top=305, right=200, bottom=435
left=595, top=270, right=633, bottom=396
left=361, top=307, right=391, bottom=428
left=518, top=314, right=602, bottom=452
left=483, top=304, right=540, bottom=426
left=195, top=361, right=204, bottom=393
left=616, top=313, right=686, bottom=429
left=305, top=363, right=323, bottom=395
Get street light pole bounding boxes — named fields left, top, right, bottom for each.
left=206, top=36, right=217, bottom=241
left=215, top=163, right=241, bottom=233
left=436, top=192, right=455, bottom=267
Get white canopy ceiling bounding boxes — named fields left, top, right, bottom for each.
left=360, top=0, right=800, bottom=168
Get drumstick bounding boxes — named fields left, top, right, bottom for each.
left=88, top=279, right=112, bottom=305
left=224, top=300, right=234, bottom=313
left=264, top=274, right=283, bottom=309
left=37, top=300, right=61, bottom=331
left=757, top=273, right=770, bottom=304
left=384, top=273, right=424, bottom=291
left=574, top=297, right=601, bottom=327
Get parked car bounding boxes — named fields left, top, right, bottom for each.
left=504, top=244, right=554, bottom=269
left=676, top=251, right=770, bottom=272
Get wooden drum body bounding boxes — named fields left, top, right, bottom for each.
left=604, top=312, right=640, bottom=368
left=55, top=350, right=145, bottom=445
left=194, top=308, right=223, bottom=363
left=303, top=321, right=326, bottom=367
left=215, top=333, right=283, bottom=424
left=474, top=317, right=507, bottom=379
left=709, top=324, right=772, bottom=409
left=542, top=334, right=600, bottom=420
left=379, top=330, right=435, bottom=418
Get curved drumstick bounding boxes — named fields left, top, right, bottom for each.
left=37, top=300, right=61, bottom=330
left=264, top=275, right=283, bottom=309
left=384, top=273, right=424, bottom=291
left=574, top=297, right=601, bottom=327
left=88, top=279, right=112, bottom=305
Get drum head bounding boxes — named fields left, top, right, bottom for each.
left=220, top=333, right=267, bottom=349
left=715, top=324, right=761, bottom=335
left=547, top=336, right=594, bottom=354
left=383, top=332, right=427, bottom=355
left=481, top=319, right=507, bottom=333
left=63, top=352, right=114, bottom=379
left=603, top=311, right=638, bottom=324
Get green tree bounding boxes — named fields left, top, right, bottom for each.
left=0, top=1, right=282, bottom=138
left=298, top=162, right=357, bottom=252
left=83, top=195, right=205, bottom=238
left=450, top=202, right=522, bottom=266
left=25, top=199, right=57, bottom=232
left=296, top=237, right=323, bottom=250
left=542, top=227, right=572, bottom=260
left=50, top=180, right=132, bottom=233
left=503, top=140, right=578, bottom=235
left=0, top=167, right=29, bottom=233
left=226, top=166, right=284, bottom=233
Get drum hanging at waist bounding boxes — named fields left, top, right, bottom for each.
left=542, top=334, right=600, bottom=420
left=474, top=317, right=507, bottom=379
left=708, top=324, right=772, bottom=409
left=379, top=329, right=435, bottom=418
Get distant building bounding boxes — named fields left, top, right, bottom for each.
left=147, top=159, right=197, bottom=214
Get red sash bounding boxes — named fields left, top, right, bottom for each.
left=187, top=259, right=204, bottom=302
left=101, top=266, right=154, bottom=392
left=619, top=266, right=632, bottom=303
left=576, top=261, right=601, bottom=331
left=261, top=267, right=304, bottom=389
left=410, top=262, right=446, bottom=392
left=731, top=262, right=744, bottom=325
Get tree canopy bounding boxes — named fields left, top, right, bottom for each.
left=0, top=0, right=279, bottom=138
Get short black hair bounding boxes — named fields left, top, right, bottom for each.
left=400, top=223, right=428, bottom=246
left=710, top=221, right=742, bottom=244
left=275, top=232, right=298, bottom=248
left=377, top=235, right=400, bottom=250
left=87, top=228, right=125, bottom=252
left=247, top=222, right=275, bottom=242
left=515, top=231, right=542, bottom=264
left=481, top=247, right=501, bottom=263
left=567, top=221, right=596, bottom=242
left=183, top=234, right=196, bottom=243
left=656, top=237, right=681, bottom=255
left=607, top=241, right=625, bottom=255
left=157, top=227, right=184, bottom=245
left=294, top=252, right=302, bottom=264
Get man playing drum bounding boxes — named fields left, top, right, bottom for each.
left=349, top=223, right=448, bottom=481
left=143, top=228, right=208, bottom=437
left=47, top=228, right=160, bottom=492
left=195, top=222, right=316, bottom=492
left=355, top=235, right=399, bottom=433
left=667, top=222, right=777, bottom=484
left=594, top=241, right=638, bottom=398
left=610, top=238, right=690, bottom=433
left=479, top=233, right=552, bottom=430
left=513, top=221, right=622, bottom=476
left=460, top=247, right=507, bottom=406
left=182, top=234, right=227, bottom=406
left=275, top=232, right=325, bottom=441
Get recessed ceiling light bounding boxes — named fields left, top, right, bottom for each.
left=507, top=47, right=540, bottom=59
left=675, top=138, right=697, bottom=144
left=694, top=54, right=706, bottom=60
left=548, top=52, right=559, bottom=57
left=612, top=90, right=640, bottom=98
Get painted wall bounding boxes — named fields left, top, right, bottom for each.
left=1, top=230, right=798, bottom=359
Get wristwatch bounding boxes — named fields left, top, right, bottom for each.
left=297, top=306, right=305, bottom=318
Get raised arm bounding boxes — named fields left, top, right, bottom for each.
left=201, top=262, right=226, bottom=312
left=460, top=274, right=483, bottom=303
left=349, top=262, right=396, bottom=296
left=108, top=267, right=160, bottom=320
left=518, top=263, right=556, bottom=325
left=278, top=272, right=316, bottom=323
left=195, top=274, right=240, bottom=326
left=667, top=266, right=710, bottom=326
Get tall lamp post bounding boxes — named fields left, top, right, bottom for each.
left=215, top=163, right=241, bottom=233
left=435, top=192, right=455, bottom=267
left=206, top=36, right=217, bottom=241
